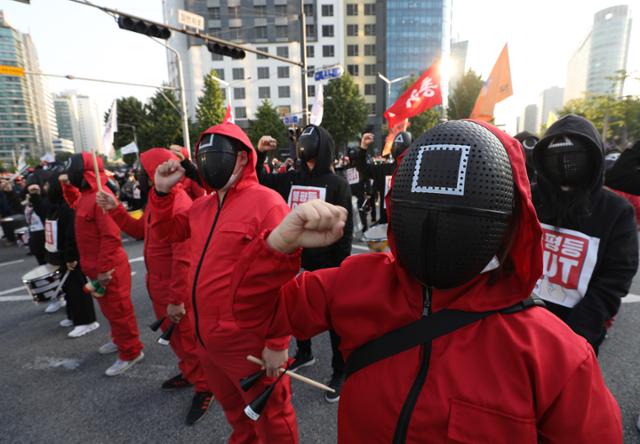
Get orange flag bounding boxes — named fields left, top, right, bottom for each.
left=470, top=44, right=513, bottom=122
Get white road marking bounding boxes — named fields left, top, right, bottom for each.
left=0, top=295, right=31, bottom=302
left=0, top=259, right=24, bottom=268
left=131, top=271, right=137, bottom=276
left=129, top=256, right=144, bottom=263
left=623, top=293, right=640, bottom=304
left=351, top=244, right=369, bottom=252
left=0, top=285, right=25, bottom=296
left=23, top=356, right=82, bottom=370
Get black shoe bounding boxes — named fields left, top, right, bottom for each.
left=324, top=374, right=344, bottom=403
left=161, top=374, right=193, bottom=391
left=288, top=351, right=316, bottom=373
left=186, top=391, right=214, bottom=426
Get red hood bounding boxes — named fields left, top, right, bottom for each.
left=194, top=122, right=257, bottom=193
left=141, top=148, right=179, bottom=180
left=80, top=151, right=109, bottom=192
left=385, top=119, right=543, bottom=312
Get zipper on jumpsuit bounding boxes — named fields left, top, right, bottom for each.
left=392, top=286, right=433, bottom=444
left=191, top=195, right=225, bottom=347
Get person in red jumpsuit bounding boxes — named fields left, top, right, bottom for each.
left=231, top=120, right=623, bottom=443
left=152, top=123, right=298, bottom=443
left=61, top=152, right=144, bottom=376
left=96, top=148, right=213, bottom=425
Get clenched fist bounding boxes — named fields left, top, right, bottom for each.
left=258, top=136, right=278, bottom=153
left=267, top=200, right=347, bottom=254
left=95, top=190, right=118, bottom=211
left=154, top=159, right=185, bottom=193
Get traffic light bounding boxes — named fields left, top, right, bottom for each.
left=117, top=15, right=171, bottom=39
left=207, top=42, right=246, bottom=60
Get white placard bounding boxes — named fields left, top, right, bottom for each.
left=345, top=168, right=360, bottom=185
left=45, top=219, right=58, bottom=253
left=287, top=185, right=326, bottom=210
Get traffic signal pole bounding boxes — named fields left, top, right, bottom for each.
left=299, top=0, right=308, bottom=127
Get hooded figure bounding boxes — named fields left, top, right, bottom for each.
left=514, top=131, right=538, bottom=186
left=98, top=148, right=212, bottom=425
left=605, top=140, right=640, bottom=194
left=255, top=124, right=353, bottom=400
left=231, top=119, right=622, bottom=443
left=532, top=115, right=638, bottom=352
left=150, top=123, right=298, bottom=443
left=61, top=152, right=144, bottom=376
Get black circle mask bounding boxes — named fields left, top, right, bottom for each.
left=196, top=133, right=240, bottom=190
left=65, top=154, right=85, bottom=189
left=392, top=131, right=413, bottom=159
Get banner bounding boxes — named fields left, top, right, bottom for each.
left=383, top=61, right=442, bottom=130
left=382, top=119, right=409, bottom=157
left=310, top=83, right=324, bottom=126
left=470, top=44, right=513, bottom=122
left=120, top=141, right=139, bottom=155
left=223, top=103, right=234, bottom=124
left=102, top=99, right=118, bottom=158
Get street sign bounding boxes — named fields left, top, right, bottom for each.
left=178, top=9, right=204, bottom=31
left=0, top=65, right=24, bottom=77
left=314, top=65, right=344, bottom=82
left=283, top=115, right=299, bottom=126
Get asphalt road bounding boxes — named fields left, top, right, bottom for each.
left=0, top=236, right=639, bottom=443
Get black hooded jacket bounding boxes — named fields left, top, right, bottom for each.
left=605, top=140, right=640, bottom=194
left=39, top=173, right=79, bottom=266
left=532, top=114, right=639, bottom=349
left=256, top=126, right=353, bottom=270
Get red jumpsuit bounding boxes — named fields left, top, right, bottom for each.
left=62, top=152, right=143, bottom=361
left=107, top=148, right=208, bottom=392
left=151, top=123, right=298, bottom=444
left=231, top=121, right=623, bottom=443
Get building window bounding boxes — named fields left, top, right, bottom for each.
left=278, top=66, right=290, bottom=78
left=347, top=4, right=358, bottom=15
left=229, top=27, right=243, bottom=41
left=278, top=86, right=291, bottom=98
left=303, top=4, right=314, bottom=16
left=321, top=5, right=334, bottom=16
left=364, top=24, right=376, bottom=36
left=274, top=5, right=287, bottom=16
left=255, top=26, right=267, bottom=39
left=369, top=102, right=376, bottom=114
left=364, top=4, right=376, bottom=15
left=257, top=47, right=268, bottom=59
left=235, top=107, right=247, bottom=119
left=364, top=84, right=376, bottom=95
left=277, top=46, right=289, bottom=58
left=364, top=44, right=376, bottom=56
left=208, top=7, right=220, bottom=19
left=234, top=87, right=246, bottom=100
left=347, top=24, right=358, bottom=37
left=308, top=85, right=315, bottom=97
left=347, top=44, right=359, bottom=56
left=228, top=6, right=240, bottom=18
left=211, top=52, right=223, bottom=61
left=232, top=68, right=244, bottom=80
left=364, top=64, right=376, bottom=76
left=209, top=27, right=221, bottom=36
left=322, top=25, right=334, bottom=37
left=347, top=64, right=359, bottom=76
left=307, top=65, right=315, bottom=78
left=258, top=87, right=270, bottom=99
left=322, top=45, right=335, bottom=57
left=306, top=45, right=315, bottom=58
left=214, top=69, right=225, bottom=80
left=276, top=25, right=288, bottom=39
left=254, top=5, right=266, bottom=17
left=257, top=67, right=269, bottom=79
left=306, top=24, right=315, bottom=38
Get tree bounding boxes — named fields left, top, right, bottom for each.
left=247, top=99, right=288, bottom=153
left=196, top=70, right=226, bottom=134
left=55, top=151, right=73, bottom=163
left=397, top=75, right=442, bottom=136
left=448, top=69, right=484, bottom=120
left=139, top=88, right=183, bottom=149
left=323, top=73, right=369, bottom=151
left=107, top=97, right=146, bottom=150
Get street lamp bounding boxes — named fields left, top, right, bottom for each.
left=210, top=75, right=253, bottom=114
left=378, top=73, right=411, bottom=110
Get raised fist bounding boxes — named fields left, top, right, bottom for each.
left=154, top=159, right=185, bottom=193
left=258, top=136, right=278, bottom=153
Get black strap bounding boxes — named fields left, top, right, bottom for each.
left=345, top=297, right=544, bottom=379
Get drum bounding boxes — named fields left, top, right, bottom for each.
left=1, top=214, right=26, bottom=242
left=363, top=223, right=389, bottom=252
left=21, top=264, right=64, bottom=303
left=14, top=227, right=29, bottom=248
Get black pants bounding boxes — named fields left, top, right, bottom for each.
left=63, top=267, right=97, bottom=326
left=28, top=230, right=46, bottom=265
left=296, top=330, right=345, bottom=377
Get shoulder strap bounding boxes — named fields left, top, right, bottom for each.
left=344, top=297, right=544, bottom=379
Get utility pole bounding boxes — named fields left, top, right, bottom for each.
left=299, top=0, right=308, bottom=127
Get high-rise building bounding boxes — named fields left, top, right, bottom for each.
left=0, top=11, right=58, bottom=164
left=53, top=91, right=102, bottom=153
left=537, top=86, right=564, bottom=132
left=52, top=138, right=75, bottom=154
left=564, top=32, right=591, bottom=104
left=517, top=104, right=538, bottom=134
left=54, top=93, right=81, bottom=152
left=449, top=40, right=468, bottom=92
left=163, top=0, right=344, bottom=126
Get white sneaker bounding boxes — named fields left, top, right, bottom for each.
left=44, top=298, right=66, bottom=314
left=59, top=318, right=73, bottom=328
left=68, top=322, right=100, bottom=338
left=105, top=351, right=144, bottom=377
left=98, top=341, right=118, bottom=355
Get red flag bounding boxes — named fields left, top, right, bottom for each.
left=383, top=61, right=442, bottom=130
left=223, top=103, right=234, bottom=124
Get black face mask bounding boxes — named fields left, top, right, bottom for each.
left=392, top=131, right=413, bottom=160
left=65, top=154, right=85, bottom=189
left=137, top=168, right=150, bottom=208
left=196, top=133, right=239, bottom=190
left=297, top=126, right=320, bottom=162
left=540, top=136, right=594, bottom=188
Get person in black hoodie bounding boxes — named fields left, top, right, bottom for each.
left=605, top=140, right=640, bottom=194
left=532, top=114, right=639, bottom=354
left=39, top=172, right=99, bottom=336
left=256, top=125, right=353, bottom=402
left=514, top=131, right=539, bottom=186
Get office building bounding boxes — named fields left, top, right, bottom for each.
left=53, top=91, right=102, bottom=153
left=518, top=104, right=538, bottom=134
left=52, top=138, right=75, bottom=154
left=537, top=86, right=564, bottom=132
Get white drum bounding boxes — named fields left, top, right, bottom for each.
left=21, top=264, right=64, bottom=303
left=14, top=227, right=29, bottom=248
left=363, top=223, right=389, bottom=253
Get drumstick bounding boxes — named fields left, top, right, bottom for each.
left=246, top=355, right=335, bottom=393
left=92, top=149, right=103, bottom=193
left=51, top=270, right=71, bottom=300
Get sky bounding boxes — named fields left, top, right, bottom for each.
left=1, top=0, right=639, bottom=134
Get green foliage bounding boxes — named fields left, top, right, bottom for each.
left=247, top=100, right=288, bottom=153
left=55, top=151, right=73, bottom=163
left=139, top=88, right=183, bottom=150
left=323, top=74, right=369, bottom=150
left=107, top=97, right=146, bottom=151
left=447, top=69, right=484, bottom=120
left=196, top=70, right=226, bottom=135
